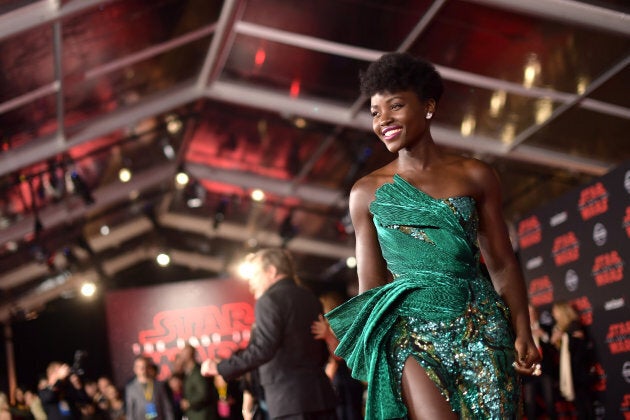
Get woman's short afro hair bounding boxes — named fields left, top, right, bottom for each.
left=359, top=52, right=444, bottom=103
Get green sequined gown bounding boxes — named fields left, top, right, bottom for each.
left=326, top=174, right=520, bottom=419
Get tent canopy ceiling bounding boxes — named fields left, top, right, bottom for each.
left=0, top=0, right=628, bottom=321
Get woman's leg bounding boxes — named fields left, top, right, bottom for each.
left=401, top=357, right=457, bottom=420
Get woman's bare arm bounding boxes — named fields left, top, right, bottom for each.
left=349, top=176, right=389, bottom=294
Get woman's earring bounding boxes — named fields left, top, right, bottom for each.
left=426, top=112, right=433, bottom=120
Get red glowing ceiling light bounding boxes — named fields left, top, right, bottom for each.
left=290, top=79, right=301, bottom=98
left=254, top=48, right=266, bottom=68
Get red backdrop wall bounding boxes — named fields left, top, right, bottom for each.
left=105, top=277, right=255, bottom=387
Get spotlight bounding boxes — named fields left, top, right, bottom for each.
left=293, top=117, right=306, bottom=128
left=156, top=253, right=171, bottom=267
left=166, top=115, right=182, bottom=134
left=251, top=189, right=265, bottom=202
left=175, top=171, right=189, bottom=188
left=346, top=256, right=357, bottom=269
left=118, top=167, right=132, bottom=183
left=80, top=281, right=97, bottom=297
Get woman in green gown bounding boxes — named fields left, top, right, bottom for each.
left=325, top=52, right=541, bottom=419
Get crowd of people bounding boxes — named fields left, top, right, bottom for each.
left=1, top=51, right=599, bottom=419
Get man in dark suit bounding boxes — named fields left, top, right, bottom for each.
left=201, top=248, right=337, bottom=420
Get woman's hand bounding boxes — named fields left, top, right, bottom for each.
left=513, top=335, right=542, bottom=376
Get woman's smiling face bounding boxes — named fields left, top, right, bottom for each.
left=370, top=90, right=431, bottom=153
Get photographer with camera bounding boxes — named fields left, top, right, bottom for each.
left=39, top=360, right=90, bottom=420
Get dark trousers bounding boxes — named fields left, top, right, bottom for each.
left=523, top=375, right=556, bottom=419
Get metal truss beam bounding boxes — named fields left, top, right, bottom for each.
left=465, top=0, right=630, bottom=36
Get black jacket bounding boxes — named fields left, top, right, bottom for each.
left=39, top=379, right=90, bottom=420
left=217, top=278, right=336, bottom=418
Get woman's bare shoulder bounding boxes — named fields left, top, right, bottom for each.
left=349, top=167, right=396, bottom=208
left=351, top=167, right=396, bottom=195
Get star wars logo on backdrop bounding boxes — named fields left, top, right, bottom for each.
left=624, top=207, right=630, bottom=238
left=551, top=231, right=580, bottom=266
left=606, top=321, right=630, bottom=355
left=132, top=302, right=254, bottom=376
left=592, top=250, right=624, bottom=287
left=571, top=296, right=593, bottom=326
left=517, top=215, right=542, bottom=249
left=620, top=393, right=630, bottom=419
left=528, top=275, right=554, bottom=306
left=578, top=182, right=609, bottom=221
left=590, top=362, right=607, bottom=392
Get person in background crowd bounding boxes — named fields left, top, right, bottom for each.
left=239, top=370, right=268, bottom=420
left=523, top=304, right=558, bottom=419
left=201, top=248, right=337, bottom=420
left=125, top=356, right=174, bottom=420
left=82, top=381, right=107, bottom=415
left=0, top=392, right=12, bottom=420
left=551, top=301, right=595, bottom=420
left=101, top=385, right=125, bottom=420
left=166, top=374, right=184, bottom=420
left=10, top=386, right=34, bottom=420
left=323, top=52, right=540, bottom=419
left=179, top=344, right=218, bottom=420
left=77, top=401, right=108, bottom=420
left=311, top=292, right=364, bottom=420
left=95, top=379, right=112, bottom=407
left=24, top=389, right=46, bottom=420
left=39, top=362, right=89, bottom=420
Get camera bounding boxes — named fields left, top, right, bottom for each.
left=70, top=350, right=88, bottom=376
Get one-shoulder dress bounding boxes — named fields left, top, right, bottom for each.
left=325, top=174, right=520, bottom=419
